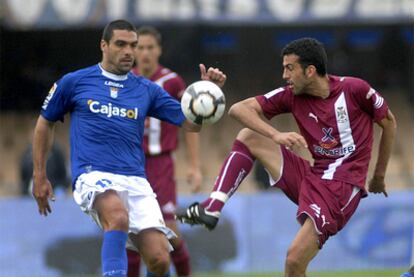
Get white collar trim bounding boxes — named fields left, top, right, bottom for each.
left=99, top=64, right=128, bottom=81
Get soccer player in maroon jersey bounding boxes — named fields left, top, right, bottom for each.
left=127, top=26, right=202, bottom=277
left=177, top=38, right=397, bottom=276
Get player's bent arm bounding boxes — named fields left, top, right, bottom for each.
left=228, top=97, right=279, bottom=139
left=229, top=98, right=308, bottom=149
left=181, top=119, right=202, bottom=132
left=372, top=110, right=397, bottom=179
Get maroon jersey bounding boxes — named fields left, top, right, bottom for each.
left=256, top=75, right=389, bottom=190
left=132, top=66, right=186, bottom=155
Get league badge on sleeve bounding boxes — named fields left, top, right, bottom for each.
left=42, top=83, right=58, bottom=110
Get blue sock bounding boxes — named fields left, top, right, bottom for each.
left=401, top=273, right=414, bottom=277
left=101, top=230, right=128, bottom=277
left=146, top=271, right=170, bottom=277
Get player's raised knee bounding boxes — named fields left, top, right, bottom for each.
left=237, top=128, right=259, bottom=144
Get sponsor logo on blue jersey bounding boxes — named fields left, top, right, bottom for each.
left=87, top=99, right=138, bottom=119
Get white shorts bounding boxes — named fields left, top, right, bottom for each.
left=73, top=171, right=176, bottom=251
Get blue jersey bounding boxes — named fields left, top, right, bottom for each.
left=41, top=64, right=186, bottom=187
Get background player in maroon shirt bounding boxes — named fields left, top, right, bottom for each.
left=177, top=38, right=397, bottom=276
left=128, top=26, right=202, bottom=277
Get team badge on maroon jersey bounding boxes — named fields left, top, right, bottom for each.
left=336, top=106, right=348, bottom=123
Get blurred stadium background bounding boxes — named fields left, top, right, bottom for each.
left=0, top=0, right=413, bottom=276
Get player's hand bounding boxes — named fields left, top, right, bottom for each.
left=199, top=64, right=226, bottom=88
left=32, top=176, right=55, bottom=216
left=271, top=131, right=308, bottom=150
left=187, top=167, right=203, bottom=193
left=368, top=175, right=388, bottom=197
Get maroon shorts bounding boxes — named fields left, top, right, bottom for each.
left=145, top=153, right=176, bottom=221
left=272, top=146, right=363, bottom=248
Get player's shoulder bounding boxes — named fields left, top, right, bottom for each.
left=330, top=75, right=371, bottom=98
left=331, top=75, right=369, bottom=89
left=59, top=64, right=99, bottom=83
left=159, top=66, right=179, bottom=76
left=157, top=66, right=181, bottom=81
left=129, top=73, right=160, bottom=91
left=160, top=66, right=174, bottom=75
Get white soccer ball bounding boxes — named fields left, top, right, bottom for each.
left=181, top=80, right=226, bottom=125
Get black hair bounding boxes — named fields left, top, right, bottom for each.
left=136, top=26, right=162, bottom=46
left=281, top=38, right=328, bottom=76
left=102, top=19, right=137, bottom=43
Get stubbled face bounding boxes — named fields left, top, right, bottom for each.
left=101, top=30, right=138, bottom=75
left=135, top=34, right=161, bottom=73
left=282, top=54, right=311, bottom=95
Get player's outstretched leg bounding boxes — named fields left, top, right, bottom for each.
left=177, top=129, right=261, bottom=230
left=175, top=142, right=249, bottom=229
left=176, top=202, right=220, bottom=230
left=177, top=128, right=282, bottom=231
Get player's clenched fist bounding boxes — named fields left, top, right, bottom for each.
left=271, top=131, right=308, bottom=150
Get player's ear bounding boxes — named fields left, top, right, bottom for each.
left=306, top=65, right=316, bottom=78
left=100, top=39, right=107, bottom=52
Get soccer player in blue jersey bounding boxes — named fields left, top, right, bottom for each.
left=31, top=19, right=226, bottom=277
left=401, top=266, right=414, bottom=277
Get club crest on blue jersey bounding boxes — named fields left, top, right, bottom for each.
left=110, top=87, right=118, bottom=98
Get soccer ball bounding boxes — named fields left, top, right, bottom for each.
left=181, top=80, right=226, bottom=125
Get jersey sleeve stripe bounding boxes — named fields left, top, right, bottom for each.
left=374, top=95, right=384, bottom=109
left=264, top=87, right=285, bottom=99
left=155, top=72, right=177, bottom=86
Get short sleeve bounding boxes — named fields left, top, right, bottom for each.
left=164, top=75, right=186, bottom=100
left=349, top=78, right=389, bottom=123
left=148, top=84, right=186, bottom=126
left=41, top=73, right=75, bottom=122
left=255, top=87, right=293, bottom=119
